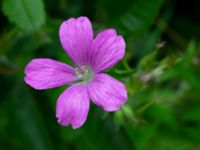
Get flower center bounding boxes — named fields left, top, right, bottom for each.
left=75, top=66, right=93, bottom=83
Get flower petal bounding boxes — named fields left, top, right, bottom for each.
left=24, top=58, right=76, bottom=90
left=88, top=73, right=127, bottom=111
left=88, top=29, right=125, bottom=73
left=59, top=16, right=93, bottom=66
left=56, top=83, right=90, bottom=129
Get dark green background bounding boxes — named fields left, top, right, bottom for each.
left=1, top=0, right=200, bottom=149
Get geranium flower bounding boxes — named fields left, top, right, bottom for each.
left=24, top=16, right=127, bottom=129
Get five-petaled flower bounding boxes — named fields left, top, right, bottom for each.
left=24, top=16, right=127, bottom=129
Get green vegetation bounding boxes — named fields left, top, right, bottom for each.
left=1, top=0, right=200, bottom=149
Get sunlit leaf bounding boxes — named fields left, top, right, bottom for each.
left=2, top=0, right=46, bottom=32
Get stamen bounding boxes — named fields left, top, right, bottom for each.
left=75, top=66, right=93, bottom=83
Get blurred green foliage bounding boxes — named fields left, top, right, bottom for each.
left=1, top=0, right=200, bottom=150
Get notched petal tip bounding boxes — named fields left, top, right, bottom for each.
left=96, top=28, right=117, bottom=37
left=59, top=16, right=93, bottom=67
left=57, top=117, right=82, bottom=129
left=59, top=16, right=90, bottom=29
left=56, top=117, right=69, bottom=127
left=77, top=16, right=90, bottom=22
left=56, top=84, right=90, bottom=129
left=24, top=58, right=76, bottom=90
left=89, top=29, right=126, bottom=73
left=88, top=73, right=128, bottom=112
left=56, top=111, right=86, bottom=129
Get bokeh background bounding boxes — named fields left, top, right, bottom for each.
left=1, top=0, right=200, bottom=149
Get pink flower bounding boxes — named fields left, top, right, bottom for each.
left=24, top=16, right=127, bottom=129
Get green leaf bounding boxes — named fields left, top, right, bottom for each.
left=8, top=80, right=54, bottom=150
left=145, top=104, right=176, bottom=128
left=2, top=0, right=46, bottom=32
left=182, top=106, right=200, bottom=122
left=183, top=127, right=200, bottom=142
left=138, top=50, right=158, bottom=71
left=126, top=74, right=143, bottom=95
left=145, top=135, right=196, bottom=150
left=119, top=0, right=165, bottom=34
left=124, top=123, right=158, bottom=150
left=61, top=108, right=132, bottom=150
